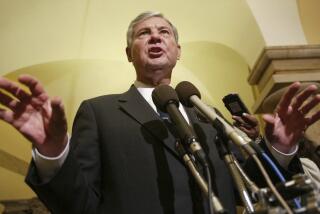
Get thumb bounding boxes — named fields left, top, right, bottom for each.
left=262, top=113, right=275, bottom=125
left=262, top=113, right=275, bottom=139
left=50, top=97, right=68, bottom=133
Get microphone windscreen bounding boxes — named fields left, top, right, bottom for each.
left=152, top=84, right=179, bottom=112
left=175, top=81, right=201, bottom=107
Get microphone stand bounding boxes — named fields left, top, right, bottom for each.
left=192, top=104, right=293, bottom=214
left=216, top=136, right=282, bottom=213
left=232, top=158, right=260, bottom=196
left=175, top=142, right=227, bottom=214
left=215, top=135, right=256, bottom=213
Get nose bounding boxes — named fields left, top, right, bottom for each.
left=148, top=31, right=161, bottom=44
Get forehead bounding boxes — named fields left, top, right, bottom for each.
left=133, top=17, right=173, bottom=32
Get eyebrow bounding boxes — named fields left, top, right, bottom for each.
left=158, top=26, right=171, bottom=31
left=136, top=27, right=150, bottom=33
left=135, top=26, right=171, bottom=34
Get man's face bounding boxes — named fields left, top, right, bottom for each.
left=126, top=17, right=181, bottom=85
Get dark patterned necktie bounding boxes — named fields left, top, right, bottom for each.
left=157, top=108, right=180, bottom=139
left=157, top=109, right=171, bottom=122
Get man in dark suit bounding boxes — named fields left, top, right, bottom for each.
left=1, top=11, right=320, bottom=214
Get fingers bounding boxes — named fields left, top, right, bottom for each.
left=241, top=113, right=258, bottom=126
left=232, top=113, right=258, bottom=128
left=0, top=107, right=14, bottom=124
left=292, top=84, right=318, bottom=110
left=233, top=115, right=249, bottom=129
left=299, top=94, right=320, bottom=115
left=0, top=91, right=19, bottom=111
left=284, top=83, right=320, bottom=128
left=0, top=76, right=31, bottom=102
left=232, top=115, right=244, bottom=125
left=18, top=75, right=45, bottom=97
left=276, top=82, right=300, bottom=115
left=307, top=111, right=320, bottom=126
left=0, top=75, right=50, bottom=111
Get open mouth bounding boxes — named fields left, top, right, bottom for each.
left=148, top=47, right=163, bottom=58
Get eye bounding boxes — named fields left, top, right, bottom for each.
left=138, top=30, right=150, bottom=37
left=160, top=29, right=170, bottom=35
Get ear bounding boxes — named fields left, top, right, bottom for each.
left=126, top=47, right=132, bottom=62
left=177, top=44, right=181, bottom=60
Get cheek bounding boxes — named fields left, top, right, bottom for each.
left=168, top=47, right=179, bottom=59
left=166, top=41, right=179, bottom=55
left=135, top=44, right=147, bottom=54
left=132, top=45, right=145, bottom=59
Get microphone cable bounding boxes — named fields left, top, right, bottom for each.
left=249, top=140, right=302, bottom=208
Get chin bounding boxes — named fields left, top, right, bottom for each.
left=149, top=76, right=171, bottom=86
left=146, top=62, right=169, bottom=70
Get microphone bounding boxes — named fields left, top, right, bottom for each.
left=176, top=81, right=294, bottom=214
left=152, top=84, right=208, bottom=165
left=175, top=81, right=255, bottom=156
left=176, top=81, right=258, bottom=212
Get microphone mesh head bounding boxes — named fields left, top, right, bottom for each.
left=175, top=81, right=201, bottom=107
left=152, top=84, right=179, bottom=112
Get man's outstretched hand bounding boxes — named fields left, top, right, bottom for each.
left=263, top=82, right=320, bottom=153
left=0, top=75, right=68, bottom=157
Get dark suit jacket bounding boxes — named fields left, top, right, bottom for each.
left=26, top=85, right=236, bottom=214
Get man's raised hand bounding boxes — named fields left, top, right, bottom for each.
left=0, top=75, right=68, bottom=157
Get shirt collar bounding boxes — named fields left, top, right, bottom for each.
left=134, top=80, right=156, bottom=112
left=133, top=80, right=190, bottom=124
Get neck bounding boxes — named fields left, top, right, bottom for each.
left=136, top=67, right=172, bottom=86
left=137, top=77, right=171, bottom=86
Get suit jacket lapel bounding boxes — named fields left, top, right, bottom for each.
left=118, top=85, right=179, bottom=157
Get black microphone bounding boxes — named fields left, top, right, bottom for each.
left=152, top=84, right=208, bottom=165
left=175, top=81, right=256, bottom=156
left=176, top=81, right=259, bottom=212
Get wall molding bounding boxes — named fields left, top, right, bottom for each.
left=248, top=45, right=320, bottom=113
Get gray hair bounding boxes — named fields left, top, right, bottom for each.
left=126, top=11, right=179, bottom=48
